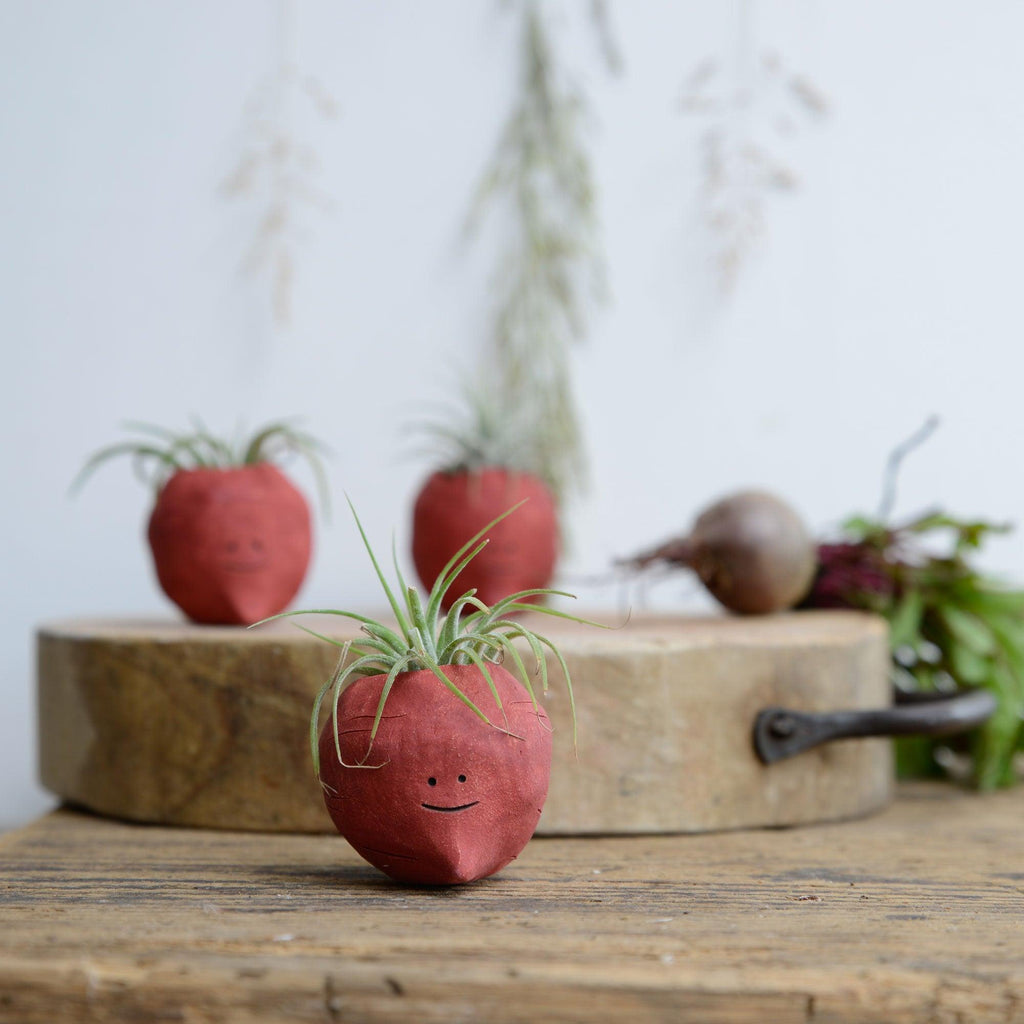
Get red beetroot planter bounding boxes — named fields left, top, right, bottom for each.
left=412, top=467, right=558, bottom=610
left=319, top=663, right=552, bottom=885
left=263, top=501, right=597, bottom=886
left=408, top=393, right=565, bottom=611
left=74, top=420, right=328, bottom=625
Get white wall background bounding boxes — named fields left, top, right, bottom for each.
left=3, top=1, right=1023, bottom=830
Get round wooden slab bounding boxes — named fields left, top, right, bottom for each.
left=37, top=610, right=892, bottom=835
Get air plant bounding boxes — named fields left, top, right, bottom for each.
left=409, top=385, right=546, bottom=480
left=73, top=419, right=330, bottom=511
left=270, top=498, right=591, bottom=774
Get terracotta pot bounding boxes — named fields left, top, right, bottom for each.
left=318, top=663, right=553, bottom=885
left=147, top=463, right=312, bottom=625
left=411, top=468, right=558, bottom=609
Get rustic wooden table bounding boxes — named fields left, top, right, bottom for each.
left=1, top=784, right=1021, bottom=1023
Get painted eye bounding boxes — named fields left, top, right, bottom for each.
left=427, top=777, right=437, bottom=786
left=251, top=539, right=264, bottom=552
left=458, top=774, right=467, bottom=783
left=226, top=541, right=239, bottom=553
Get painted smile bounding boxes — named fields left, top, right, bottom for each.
left=219, top=560, right=268, bottom=574
left=420, top=801, right=480, bottom=813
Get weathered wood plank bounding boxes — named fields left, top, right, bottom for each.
left=1, top=784, right=1022, bottom=1023
left=37, top=610, right=892, bottom=835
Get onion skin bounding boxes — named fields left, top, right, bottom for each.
left=625, top=490, right=818, bottom=615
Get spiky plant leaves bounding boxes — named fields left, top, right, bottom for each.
left=257, top=499, right=604, bottom=775
left=72, top=419, right=331, bottom=513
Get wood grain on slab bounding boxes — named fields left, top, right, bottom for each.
left=37, top=611, right=892, bottom=835
left=1, top=784, right=1022, bottom=1023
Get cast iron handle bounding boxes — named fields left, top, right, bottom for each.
left=753, top=688, right=998, bottom=765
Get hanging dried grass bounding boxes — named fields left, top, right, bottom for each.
left=468, top=0, right=614, bottom=505
left=679, top=1, right=828, bottom=290
left=221, top=0, right=337, bottom=325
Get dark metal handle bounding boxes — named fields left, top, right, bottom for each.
left=753, top=689, right=998, bottom=765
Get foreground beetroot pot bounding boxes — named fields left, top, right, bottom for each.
left=318, top=663, right=553, bottom=885
left=411, top=468, right=558, bottom=609
left=147, top=463, right=311, bottom=625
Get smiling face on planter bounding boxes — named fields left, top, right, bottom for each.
left=319, top=664, right=552, bottom=886
left=73, top=420, right=326, bottom=626
left=148, top=464, right=311, bottom=625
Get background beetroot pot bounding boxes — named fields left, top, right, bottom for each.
left=148, top=463, right=311, bottom=625
left=411, top=468, right=558, bottom=609
left=318, top=663, right=553, bottom=885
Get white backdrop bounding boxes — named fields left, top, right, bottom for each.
left=3, top=1, right=1023, bottom=829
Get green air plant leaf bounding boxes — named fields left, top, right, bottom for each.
left=255, top=499, right=609, bottom=776
left=70, top=441, right=185, bottom=494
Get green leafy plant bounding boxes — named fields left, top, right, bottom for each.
left=262, top=499, right=599, bottom=776
left=72, top=418, right=330, bottom=511
left=806, top=511, right=1024, bottom=789
left=803, top=419, right=1024, bottom=788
